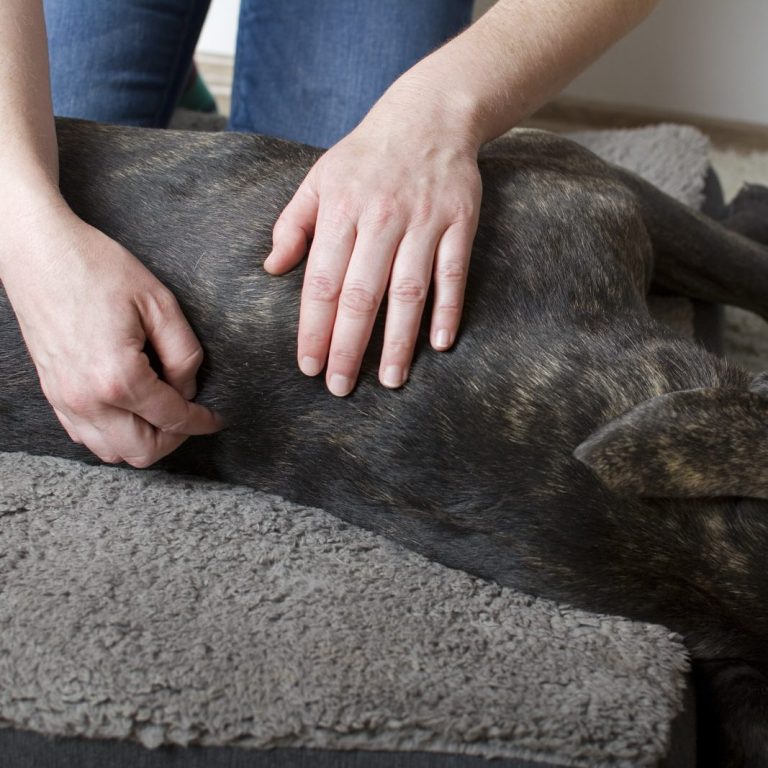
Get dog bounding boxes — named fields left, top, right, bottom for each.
left=2, top=118, right=768, bottom=765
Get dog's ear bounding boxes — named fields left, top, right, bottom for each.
left=573, top=378, right=768, bottom=498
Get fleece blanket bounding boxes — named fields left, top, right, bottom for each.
left=0, top=124, right=709, bottom=766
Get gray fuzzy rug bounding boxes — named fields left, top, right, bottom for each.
left=0, top=124, right=716, bottom=766
left=0, top=453, right=687, bottom=766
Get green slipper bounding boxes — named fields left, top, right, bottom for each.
left=179, top=69, right=218, bottom=114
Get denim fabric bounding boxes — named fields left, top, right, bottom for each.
left=44, top=0, right=212, bottom=127
left=43, top=0, right=473, bottom=145
left=228, top=0, right=474, bottom=146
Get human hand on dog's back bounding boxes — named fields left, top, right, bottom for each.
left=266, top=90, right=482, bottom=397
left=0, top=0, right=222, bottom=467
left=265, top=0, right=660, bottom=396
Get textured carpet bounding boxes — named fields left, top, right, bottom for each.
left=0, top=124, right=724, bottom=766
left=0, top=453, right=688, bottom=766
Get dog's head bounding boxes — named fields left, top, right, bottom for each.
left=575, top=374, right=768, bottom=664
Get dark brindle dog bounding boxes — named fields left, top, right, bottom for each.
left=2, top=119, right=768, bottom=765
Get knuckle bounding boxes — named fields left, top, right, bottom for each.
left=299, top=330, right=328, bottom=350
left=321, top=202, right=356, bottom=234
left=446, top=196, right=477, bottom=224
left=147, top=287, right=180, bottom=318
left=409, top=198, right=434, bottom=228
left=332, top=347, right=360, bottom=363
left=159, top=417, right=188, bottom=435
left=61, top=368, right=127, bottom=411
left=340, top=282, right=378, bottom=316
left=363, top=198, right=401, bottom=230
left=390, top=277, right=427, bottom=305
left=385, top=337, right=412, bottom=357
left=437, top=300, right=462, bottom=313
left=306, top=272, right=341, bottom=303
left=93, top=372, right=129, bottom=404
left=56, top=386, right=91, bottom=416
left=166, top=344, right=204, bottom=375
left=436, top=260, right=466, bottom=284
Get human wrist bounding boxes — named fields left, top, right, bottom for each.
left=0, top=151, right=61, bottom=216
left=362, top=69, right=486, bottom=156
left=368, top=30, right=521, bottom=151
left=0, top=178, right=72, bottom=278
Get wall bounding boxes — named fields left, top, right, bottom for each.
left=198, top=0, right=768, bottom=126
left=198, top=0, right=240, bottom=56
left=561, top=0, right=768, bottom=126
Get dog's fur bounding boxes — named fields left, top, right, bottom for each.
left=3, top=119, right=768, bottom=764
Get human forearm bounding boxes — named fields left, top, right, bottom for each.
left=0, top=0, right=60, bottom=223
left=371, top=0, right=660, bottom=147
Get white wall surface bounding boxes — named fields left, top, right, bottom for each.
left=198, top=0, right=768, bottom=126
left=198, top=0, right=240, bottom=56
left=563, top=0, right=768, bottom=126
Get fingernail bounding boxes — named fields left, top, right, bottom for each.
left=382, top=365, right=403, bottom=389
left=300, top=356, right=323, bottom=376
left=328, top=373, right=352, bottom=397
left=435, top=329, right=452, bottom=349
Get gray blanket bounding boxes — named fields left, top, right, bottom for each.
left=0, top=124, right=709, bottom=766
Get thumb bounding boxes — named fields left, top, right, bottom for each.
left=140, top=289, right=205, bottom=401
left=264, top=177, right=319, bottom=274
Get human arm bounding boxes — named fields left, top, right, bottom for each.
left=266, top=0, right=660, bottom=395
left=0, top=0, right=222, bottom=466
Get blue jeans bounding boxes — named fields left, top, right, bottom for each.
left=44, top=0, right=473, bottom=148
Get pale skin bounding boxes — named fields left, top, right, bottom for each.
left=0, top=0, right=659, bottom=466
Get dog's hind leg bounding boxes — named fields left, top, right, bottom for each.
left=621, top=173, right=768, bottom=320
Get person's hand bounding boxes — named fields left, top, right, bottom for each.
left=264, top=89, right=483, bottom=396
left=0, top=197, right=222, bottom=466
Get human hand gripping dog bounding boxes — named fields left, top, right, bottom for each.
left=0, top=201, right=223, bottom=466
left=0, top=0, right=221, bottom=467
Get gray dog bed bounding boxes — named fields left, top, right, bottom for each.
left=0, top=124, right=711, bottom=768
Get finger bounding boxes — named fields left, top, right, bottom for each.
left=430, top=220, right=476, bottom=351
left=325, top=223, right=403, bottom=396
left=94, top=350, right=223, bottom=436
left=378, top=227, right=440, bottom=389
left=126, top=365, right=224, bottom=435
left=138, top=289, right=204, bottom=401
left=73, top=408, right=187, bottom=468
left=296, top=202, right=358, bottom=378
left=264, top=180, right=319, bottom=274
